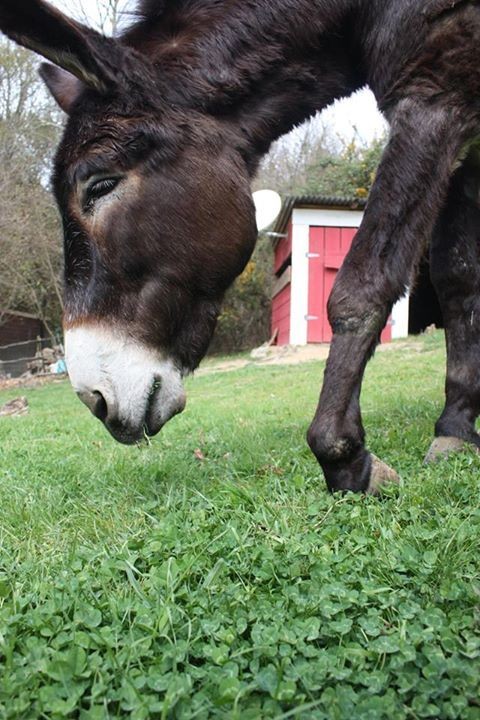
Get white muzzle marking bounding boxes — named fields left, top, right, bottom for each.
left=65, top=325, right=186, bottom=443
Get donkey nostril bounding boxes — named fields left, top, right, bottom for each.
left=91, top=391, right=108, bottom=422
left=77, top=390, right=108, bottom=422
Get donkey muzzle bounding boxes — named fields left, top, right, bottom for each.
left=65, top=325, right=186, bottom=444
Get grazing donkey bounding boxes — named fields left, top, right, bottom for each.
left=1, top=0, right=480, bottom=493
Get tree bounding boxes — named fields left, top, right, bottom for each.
left=254, top=118, right=335, bottom=195
left=255, top=116, right=387, bottom=198
left=57, top=0, right=133, bottom=35
left=300, top=137, right=386, bottom=198
left=0, top=39, right=63, bottom=336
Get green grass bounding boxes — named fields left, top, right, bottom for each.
left=0, top=331, right=479, bottom=719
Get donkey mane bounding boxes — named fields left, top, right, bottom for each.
left=135, top=0, right=167, bottom=18
left=122, top=0, right=363, bottom=159
left=133, top=0, right=192, bottom=22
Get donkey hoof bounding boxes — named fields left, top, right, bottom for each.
left=424, top=436, right=476, bottom=464
left=366, top=454, right=400, bottom=495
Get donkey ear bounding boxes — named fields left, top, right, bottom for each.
left=39, top=64, right=85, bottom=113
left=0, top=0, right=118, bottom=93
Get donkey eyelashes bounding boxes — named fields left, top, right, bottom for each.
left=82, top=176, right=122, bottom=212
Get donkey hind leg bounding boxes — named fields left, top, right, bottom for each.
left=307, top=98, right=470, bottom=494
left=425, top=149, right=480, bottom=463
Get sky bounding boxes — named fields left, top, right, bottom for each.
left=49, top=0, right=388, bottom=146
left=320, top=89, right=387, bottom=146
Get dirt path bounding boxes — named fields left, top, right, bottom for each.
left=196, top=337, right=425, bottom=376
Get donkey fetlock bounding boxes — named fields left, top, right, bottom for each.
left=307, top=426, right=399, bottom=494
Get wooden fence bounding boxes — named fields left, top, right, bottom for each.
left=0, top=336, right=60, bottom=379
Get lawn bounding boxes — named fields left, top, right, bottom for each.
left=0, top=331, right=479, bottom=719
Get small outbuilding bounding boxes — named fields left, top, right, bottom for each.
left=271, top=196, right=440, bottom=346
left=0, top=310, right=46, bottom=377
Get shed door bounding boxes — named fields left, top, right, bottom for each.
left=307, top=226, right=392, bottom=343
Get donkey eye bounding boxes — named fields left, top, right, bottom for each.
left=83, top=177, right=120, bottom=211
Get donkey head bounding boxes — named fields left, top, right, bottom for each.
left=1, top=0, right=258, bottom=443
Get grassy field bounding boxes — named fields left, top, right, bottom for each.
left=0, top=331, right=479, bottom=719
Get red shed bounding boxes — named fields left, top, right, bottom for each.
left=271, top=196, right=410, bottom=346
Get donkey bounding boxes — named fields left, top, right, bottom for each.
left=1, top=0, right=480, bottom=493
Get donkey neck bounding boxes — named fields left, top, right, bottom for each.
left=123, top=0, right=366, bottom=158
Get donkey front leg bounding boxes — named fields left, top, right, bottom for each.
left=307, top=99, right=469, bottom=493
left=426, top=149, right=480, bottom=462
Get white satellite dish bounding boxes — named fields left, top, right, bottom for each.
left=253, top=189, right=282, bottom=232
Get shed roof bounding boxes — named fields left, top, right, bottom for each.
left=273, top=195, right=367, bottom=235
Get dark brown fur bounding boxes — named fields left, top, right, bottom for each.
left=2, top=0, right=480, bottom=489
